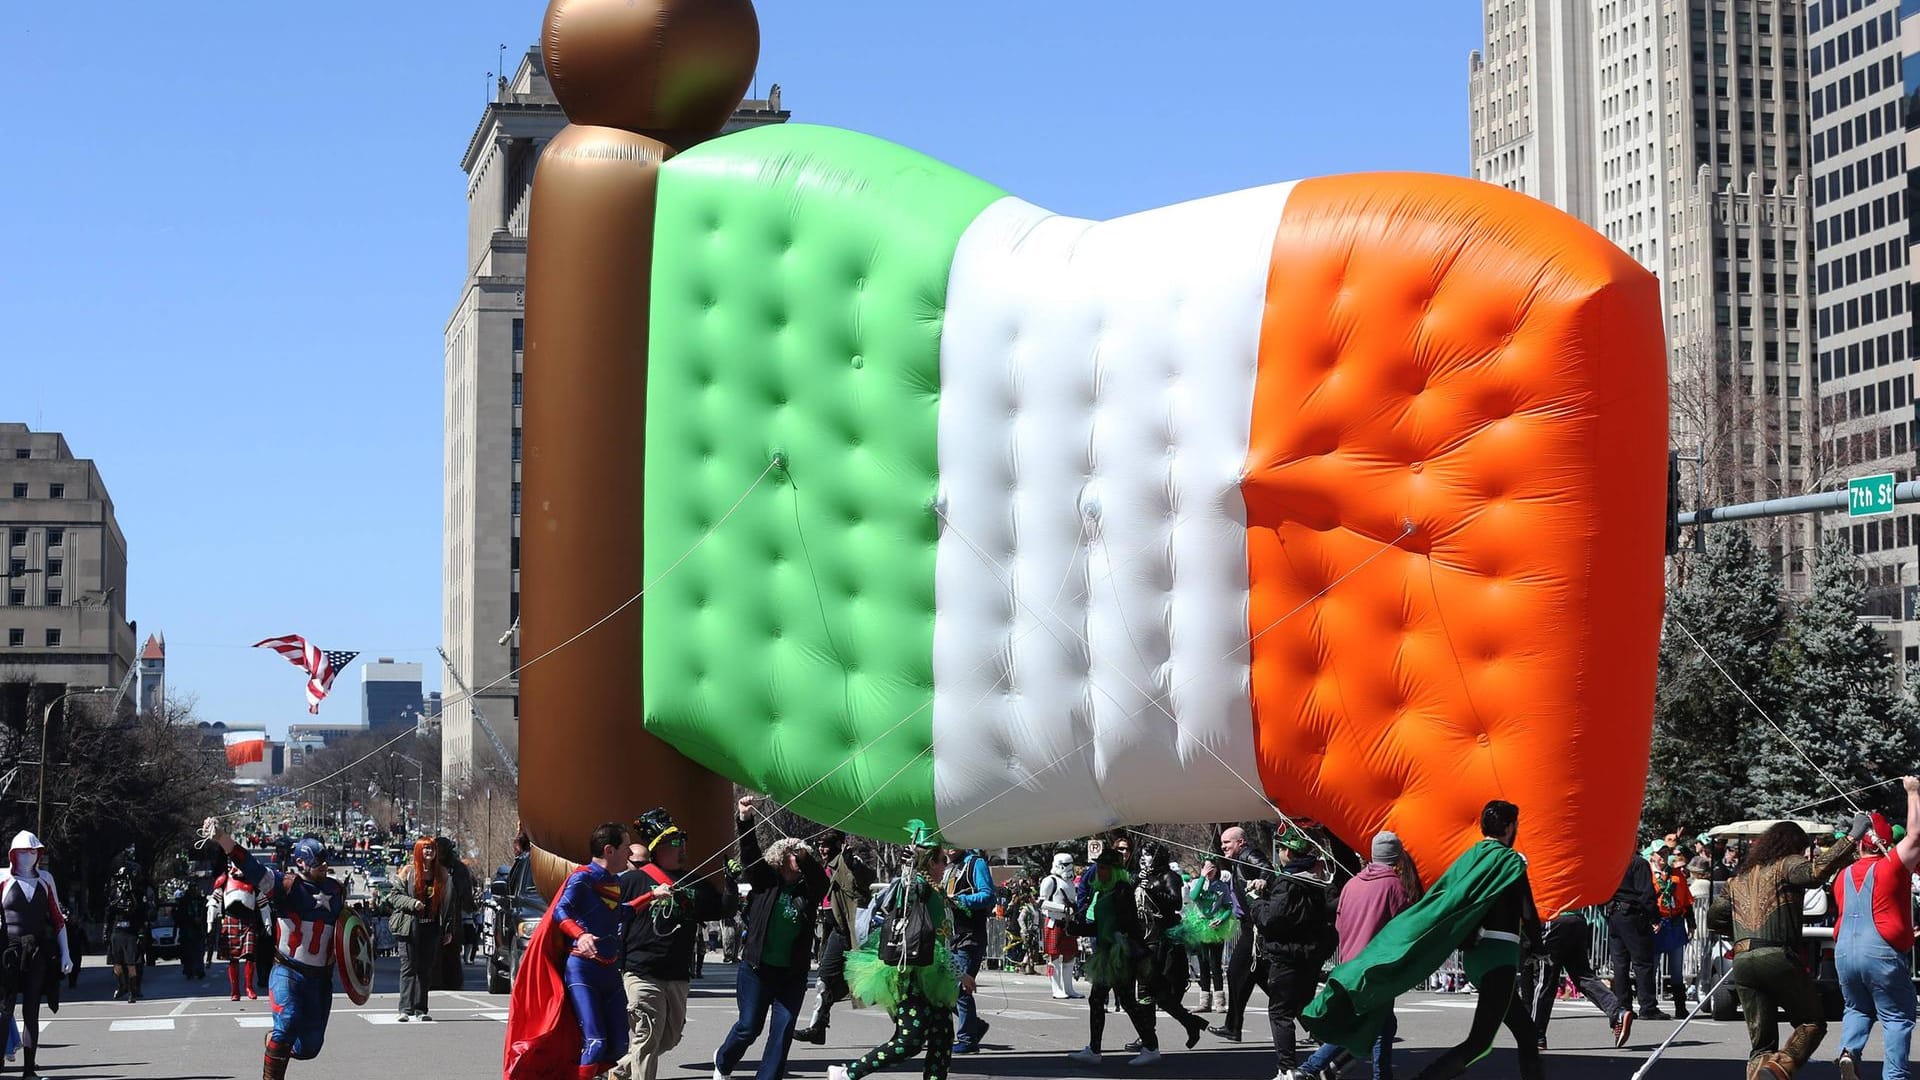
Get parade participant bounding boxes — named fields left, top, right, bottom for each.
left=1179, top=854, right=1236, bottom=1014
left=1, top=832, right=73, bottom=1080
left=202, top=819, right=350, bottom=1080
left=944, top=847, right=996, bottom=1055
left=1530, top=908, right=1632, bottom=1050
left=1134, top=845, right=1209, bottom=1050
left=1249, top=830, right=1339, bottom=1079
left=1213, top=825, right=1276, bottom=1042
left=506, top=822, right=667, bottom=1080
left=177, top=881, right=207, bottom=981
left=1303, top=800, right=1543, bottom=1080
left=1707, top=813, right=1871, bottom=1080
left=794, top=830, right=875, bottom=1046
left=829, top=826, right=960, bottom=1080
left=104, top=850, right=147, bottom=1004
left=1654, top=853, right=1695, bottom=1020
left=714, top=796, right=829, bottom=1080
left=214, top=859, right=263, bottom=1001
left=1294, top=831, right=1416, bottom=1080
left=1832, top=778, right=1920, bottom=1080
left=1038, top=852, right=1082, bottom=1001
left=1066, top=847, right=1201, bottom=1068
left=1608, top=849, right=1664, bottom=1020
left=611, top=808, right=732, bottom=1080
left=390, top=836, right=453, bottom=1021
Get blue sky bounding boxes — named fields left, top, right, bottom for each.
left=3, top=3, right=1483, bottom=738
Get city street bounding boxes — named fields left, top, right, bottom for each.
left=27, top=955, right=1848, bottom=1079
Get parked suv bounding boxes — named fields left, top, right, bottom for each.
left=484, top=853, right=546, bottom=994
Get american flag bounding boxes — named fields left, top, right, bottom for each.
left=252, top=635, right=358, bottom=714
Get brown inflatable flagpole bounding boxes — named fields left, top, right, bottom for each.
left=519, top=0, right=760, bottom=895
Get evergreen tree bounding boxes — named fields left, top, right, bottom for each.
left=1760, top=537, right=1920, bottom=818
left=1645, top=528, right=1785, bottom=831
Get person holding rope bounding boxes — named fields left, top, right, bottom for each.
left=1248, top=829, right=1339, bottom=1079
left=828, top=825, right=960, bottom=1080
left=794, top=829, right=876, bottom=1048
left=611, top=808, right=733, bottom=1080
left=201, top=820, right=349, bottom=1080
left=1831, top=778, right=1920, bottom=1080
left=1211, top=825, right=1275, bottom=1042
left=1706, top=812, right=1871, bottom=1080
left=1117, top=844, right=1209, bottom=1057
left=713, top=796, right=829, bottom=1080
left=1293, top=831, right=1417, bottom=1080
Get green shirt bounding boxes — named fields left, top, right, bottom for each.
left=759, top=884, right=805, bottom=968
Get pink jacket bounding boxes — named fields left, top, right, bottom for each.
left=1334, top=862, right=1411, bottom=964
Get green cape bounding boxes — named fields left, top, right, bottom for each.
left=1301, top=839, right=1528, bottom=1054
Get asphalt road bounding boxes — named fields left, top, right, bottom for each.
left=19, top=954, right=1897, bottom=1079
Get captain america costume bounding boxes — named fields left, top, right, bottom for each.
left=230, top=841, right=345, bottom=1072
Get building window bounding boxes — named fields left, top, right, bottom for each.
left=511, top=483, right=521, bottom=516
left=513, top=373, right=523, bottom=406
left=46, top=558, right=61, bottom=578
left=7, top=529, right=21, bottom=548
left=47, top=483, right=63, bottom=499
left=11, top=450, right=25, bottom=460
left=511, top=536, right=520, bottom=570
left=5, top=629, right=19, bottom=648
left=512, top=429, right=522, bottom=462
left=7, top=558, right=22, bottom=576
left=9, top=484, right=23, bottom=499
left=46, top=528, right=61, bottom=548
left=46, top=588, right=60, bottom=607
left=44, top=629, right=60, bottom=648
left=6, top=589, right=21, bottom=607
left=512, top=318, right=525, bottom=354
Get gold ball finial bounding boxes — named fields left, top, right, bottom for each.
left=542, top=0, right=760, bottom=135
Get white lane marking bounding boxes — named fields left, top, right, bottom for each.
left=983, top=1009, right=1067, bottom=1021
left=483, top=1011, right=509, bottom=1021
left=363, top=1014, right=419, bottom=1025
left=169, top=999, right=194, bottom=1016
left=237, top=1016, right=276, bottom=1028
left=109, top=1019, right=176, bottom=1032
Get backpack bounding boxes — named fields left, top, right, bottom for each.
left=109, top=872, right=139, bottom=916
left=875, top=879, right=936, bottom=968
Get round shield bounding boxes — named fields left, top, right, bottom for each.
left=335, top=906, right=374, bottom=1006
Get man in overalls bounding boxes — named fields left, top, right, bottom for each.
left=1832, top=777, right=1920, bottom=1080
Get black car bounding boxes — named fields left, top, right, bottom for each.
left=484, top=854, right=546, bottom=994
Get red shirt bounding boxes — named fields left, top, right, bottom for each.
left=1833, top=851, right=1915, bottom=952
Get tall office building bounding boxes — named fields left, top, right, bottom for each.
left=0, top=425, right=137, bottom=732
left=362, top=658, right=426, bottom=734
left=1808, top=0, right=1916, bottom=632
left=1471, top=1, right=1818, bottom=589
left=443, top=49, right=791, bottom=792
left=1469, top=0, right=1598, bottom=218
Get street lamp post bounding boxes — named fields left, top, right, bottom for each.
left=38, top=685, right=114, bottom=835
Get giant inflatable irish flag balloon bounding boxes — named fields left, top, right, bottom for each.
left=518, top=0, right=1666, bottom=917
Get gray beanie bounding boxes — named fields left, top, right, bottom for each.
left=1371, top=831, right=1404, bottom=864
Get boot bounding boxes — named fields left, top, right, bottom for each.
left=230, top=963, right=243, bottom=1001
left=128, top=970, right=142, bottom=1004
left=263, top=1044, right=290, bottom=1080
left=112, top=967, right=127, bottom=1000
left=1747, top=1052, right=1795, bottom=1080
left=21, top=1047, right=37, bottom=1080
left=792, top=1001, right=829, bottom=1044
left=1781, top=1023, right=1826, bottom=1071
left=1670, top=989, right=1690, bottom=1020
left=1195, top=990, right=1214, bottom=1013
left=246, top=961, right=259, bottom=1000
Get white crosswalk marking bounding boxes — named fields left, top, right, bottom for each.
left=110, top=1019, right=176, bottom=1032
left=482, top=1011, right=509, bottom=1021
left=236, top=1016, right=276, bottom=1028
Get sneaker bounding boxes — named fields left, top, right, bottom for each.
left=1127, top=1049, right=1161, bottom=1067
left=1123, top=1040, right=1144, bottom=1054
left=1612, top=1011, right=1633, bottom=1048
left=1637, top=1009, right=1673, bottom=1021
left=418, top=1013, right=433, bottom=1022
left=1068, top=1047, right=1103, bottom=1067
left=827, top=1068, right=851, bottom=1080
left=1837, top=1049, right=1861, bottom=1080
left=1208, top=1025, right=1241, bottom=1042
left=397, top=1013, right=410, bottom=1022
left=1536, top=1035, right=1548, bottom=1050
left=714, top=1051, right=732, bottom=1080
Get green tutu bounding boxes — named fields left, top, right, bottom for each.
left=1171, top=907, right=1238, bottom=946
left=1085, top=939, right=1134, bottom=987
left=844, top=941, right=960, bottom=1014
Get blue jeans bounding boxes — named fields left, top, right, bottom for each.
left=267, top=962, right=333, bottom=1060
left=1299, top=1008, right=1395, bottom=1079
left=1838, top=944, right=1915, bottom=1080
left=953, top=943, right=986, bottom=1045
left=717, top=962, right=808, bottom=1080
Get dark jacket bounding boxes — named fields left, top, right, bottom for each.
left=1228, top=846, right=1275, bottom=920
left=1250, top=857, right=1337, bottom=966
left=736, top=816, right=829, bottom=971
left=1609, top=858, right=1657, bottom=921
left=947, top=851, right=996, bottom=951
left=618, top=866, right=733, bottom=981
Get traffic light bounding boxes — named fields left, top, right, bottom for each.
left=1665, top=449, right=1681, bottom=556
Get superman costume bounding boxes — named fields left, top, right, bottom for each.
left=506, top=862, right=662, bottom=1079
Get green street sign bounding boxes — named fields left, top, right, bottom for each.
left=1849, top=473, right=1897, bottom=518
